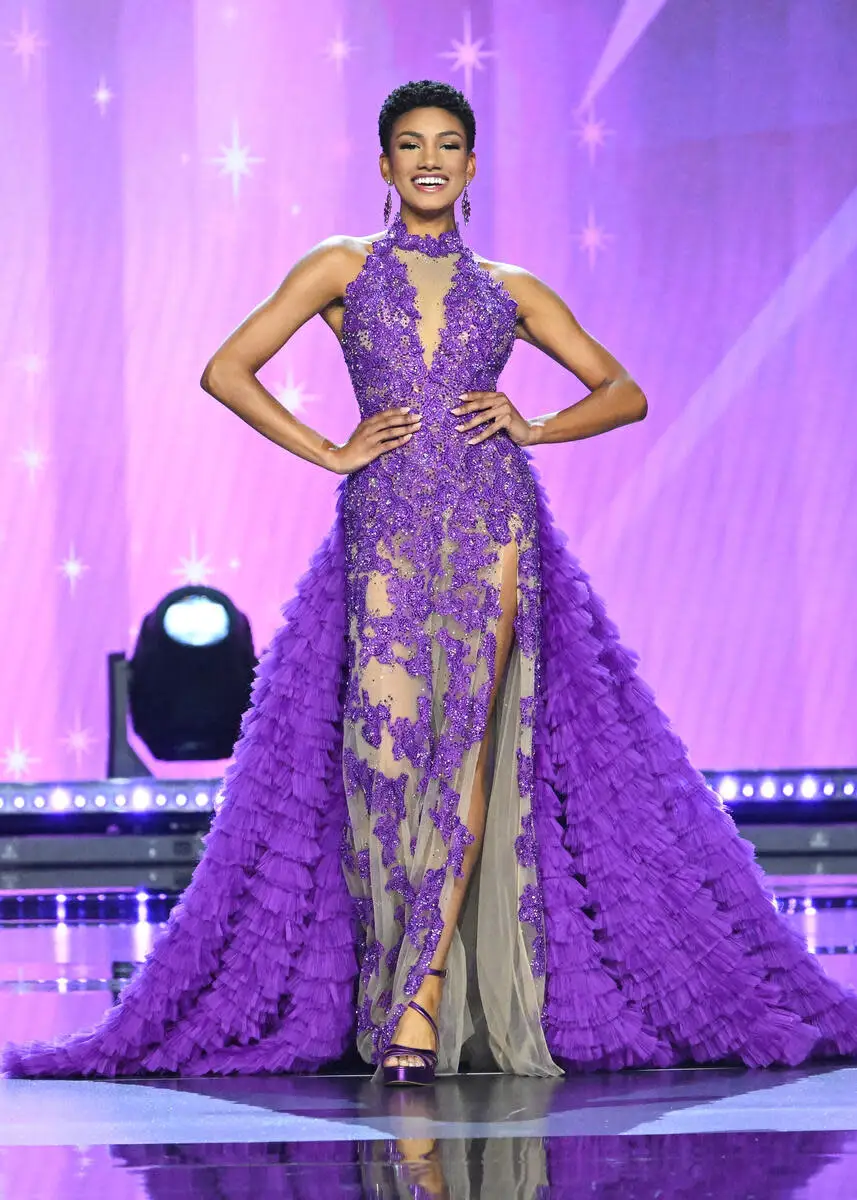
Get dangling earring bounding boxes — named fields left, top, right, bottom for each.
left=461, top=180, right=472, bottom=225
left=383, top=180, right=393, bottom=226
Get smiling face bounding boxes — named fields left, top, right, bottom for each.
left=380, top=106, right=476, bottom=221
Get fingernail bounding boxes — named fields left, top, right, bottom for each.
left=458, top=394, right=467, bottom=399
left=455, top=424, right=464, bottom=431
left=401, top=405, right=411, bottom=411
left=451, top=407, right=461, bottom=414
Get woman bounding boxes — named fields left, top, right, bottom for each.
left=6, top=80, right=857, bottom=1087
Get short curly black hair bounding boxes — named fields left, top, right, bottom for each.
left=378, top=80, right=476, bottom=156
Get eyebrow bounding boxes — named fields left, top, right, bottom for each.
left=396, top=130, right=464, bottom=139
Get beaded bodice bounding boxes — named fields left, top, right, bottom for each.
left=340, top=213, right=530, bottom=545
left=342, top=213, right=516, bottom=409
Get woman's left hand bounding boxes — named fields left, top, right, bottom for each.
left=451, top=391, right=535, bottom=447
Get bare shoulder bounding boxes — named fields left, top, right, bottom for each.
left=302, top=231, right=388, bottom=295
left=471, top=255, right=559, bottom=335
left=471, top=254, right=550, bottom=305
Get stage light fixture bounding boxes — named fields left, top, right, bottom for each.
left=846, top=783, right=856, bottom=796
left=125, top=585, right=256, bottom=762
left=823, top=782, right=835, bottom=796
left=800, top=777, right=818, bottom=799
left=760, top=779, right=776, bottom=798
left=131, top=787, right=151, bottom=811
left=742, top=784, right=754, bottom=797
left=717, top=776, right=739, bottom=801
left=783, top=783, right=795, bottom=796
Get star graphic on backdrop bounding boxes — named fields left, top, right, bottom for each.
left=577, top=207, right=613, bottom=269
left=172, top=532, right=215, bottom=585
left=2, top=730, right=40, bottom=781
left=210, top=120, right=263, bottom=202
left=61, top=719, right=96, bottom=768
left=4, top=10, right=47, bottom=80
left=229, top=557, right=241, bottom=571
left=15, top=445, right=48, bottom=484
left=575, top=107, right=614, bottom=164
left=273, top=369, right=319, bottom=416
left=325, top=26, right=357, bottom=74
left=58, top=544, right=88, bottom=595
left=93, top=76, right=114, bottom=115
left=439, top=9, right=495, bottom=94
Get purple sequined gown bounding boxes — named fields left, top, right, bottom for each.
left=6, top=215, right=857, bottom=1079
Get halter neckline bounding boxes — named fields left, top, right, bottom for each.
left=387, top=212, right=465, bottom=257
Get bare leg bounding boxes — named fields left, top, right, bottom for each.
left=385, top=541, right=519, bottom=1068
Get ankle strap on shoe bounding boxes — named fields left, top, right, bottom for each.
left=407, top=1000, right=439, bottom=1044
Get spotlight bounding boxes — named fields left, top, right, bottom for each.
left=49, top=788, right=71, bottom=812
left=717, top=776, right=739, bottom=801
left=125, top=586, right=255, bottom=762
left=846, top=783, right=855, bottom=797
left=783, top=783, right=795, bottom=797
left=799, top=777, right=818, bottom=800
left=742, top=784, right=754, bottom=797
left=131, top=787, right=151, bottom=811
left=760, top=779, right=776, bottom=799
left=823, top=782, right=835, bottom=797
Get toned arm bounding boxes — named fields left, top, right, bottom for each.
left=498, top=266, right=647, bottom=445
left=200, top=239, right=362, bottom=471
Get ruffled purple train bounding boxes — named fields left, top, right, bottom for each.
left=5, top=463, right=857, bottom=1079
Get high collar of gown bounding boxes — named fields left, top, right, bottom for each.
left=387, top=212, right=465, bottom=257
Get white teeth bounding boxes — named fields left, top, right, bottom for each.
left=414, top=177, right=446, bottom=185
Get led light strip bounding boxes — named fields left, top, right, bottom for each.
left=0, top=773, right=855, bottom=814
left=0, top=781, right=224, bottom=814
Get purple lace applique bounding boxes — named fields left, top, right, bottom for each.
left=336, top=212, right=546, bottom=1065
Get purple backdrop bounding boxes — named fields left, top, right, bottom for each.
left=2, top=0, right=856, bottom=783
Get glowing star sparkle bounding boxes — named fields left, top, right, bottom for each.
left=5, top=11, right=47, bottom=80
left=2, top=730, right=40, bottom=781
left=93, top=76, right=114, bottom=115
left=59, top=544, right=88, bottom=595
left=575, top=108, right=614, bottom=164
left=210, top=120, right=263, bottom=201
left=439, top=10, right=495, bottom=94
left=62, top=721, right=96, bottom=767
left=577, top=208, right=613, bottom=270
left=15, top=445, right=47, bottom=484
left=172, top=532, right=215, bottom=585
left=325, top=27, right=356, bottom=74
left=273, top=369, right=318, bottom=416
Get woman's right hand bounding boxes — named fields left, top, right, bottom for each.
left=324, top=406, right=422, bottom=475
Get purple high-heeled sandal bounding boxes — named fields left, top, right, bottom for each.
left=382, top=967, right=447, bottom=1087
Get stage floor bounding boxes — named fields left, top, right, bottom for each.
left=2, top=906, right=857, bottom=1197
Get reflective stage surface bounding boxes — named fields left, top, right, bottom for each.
left=3, top=899, right=857, bottom=1197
